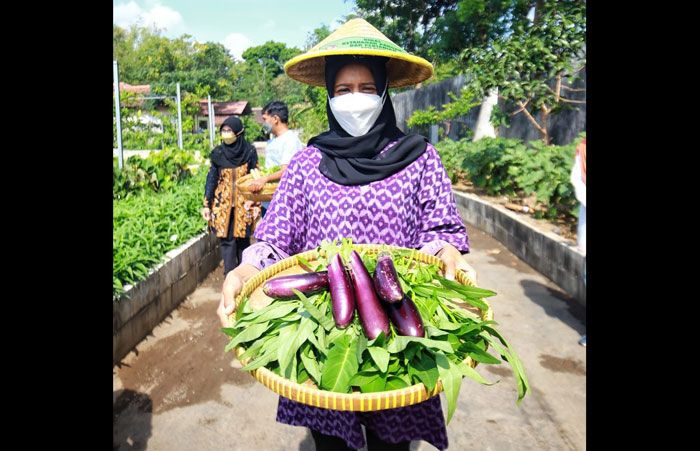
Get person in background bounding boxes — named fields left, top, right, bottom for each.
left=201, top=116, right=259, bottom=275
left=570, top=137, right=586, bottom=346
left=247, top=101, right=304, bottom=213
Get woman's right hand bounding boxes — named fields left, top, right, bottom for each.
left=247, top=177, right=267, bottom=192
left=217, top=264, right=260, bottom=327
left=201, top=207, right=211, bottom=221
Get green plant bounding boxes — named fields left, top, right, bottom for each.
left=433, top=138, right=470, bottom=184
left=113, top=147, right=198, bottom=199
left=288, top=85, right=329, bottom=143
left=505, top=139, right=578, bottom=220
left=113, top=169, right=208, bottom=300
left=435, top=135, right=584, bottom=220
left=114, top=107, right=212, bottom=153
left=240, top=115, right=265, bottom=142
left=460, top=138, right=524, bottom=196
left=489, top=104, right=511, bottom=128
left=406, top=87, right=481, bottom=129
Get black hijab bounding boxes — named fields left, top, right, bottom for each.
left=309, top=55, right=428, bottom=186
left=210, top=116, right=257, bottom=169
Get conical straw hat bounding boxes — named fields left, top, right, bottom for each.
left=284, top=18, right=433, bottom=88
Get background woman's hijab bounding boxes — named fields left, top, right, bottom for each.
left=309, top=55, right=428, bottom=186
left=210, top=115, right=256, bottom=168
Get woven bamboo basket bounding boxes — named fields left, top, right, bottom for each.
left=231, top=244, right=492, bottom=411
left=236, top=173, right=278, bottom=202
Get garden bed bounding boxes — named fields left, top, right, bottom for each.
left=452, top=180, right=578, bottom=243
left=435, top=136, right=584, bottom=245
left=113, top=231, right=220, bottom=365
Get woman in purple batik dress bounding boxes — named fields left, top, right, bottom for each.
left=216, top=18, right=477, bottom=451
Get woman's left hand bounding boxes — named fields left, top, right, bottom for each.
left=437, top=243, right=477, bottom=283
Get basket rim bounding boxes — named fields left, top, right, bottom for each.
left=231, top=243, right=492, bottom=411
left=241, top=192, right=274, bottom=202
left=236, top=174, right=278, bottom=194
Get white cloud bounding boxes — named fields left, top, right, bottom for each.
left=113, top=1, right=143, bottom=27
left=113, top=2, right=183, bottom=31
left=144, top=4, right=182, bottom=29
left=223, top=33, right=252, bottom=61
left=263, top=20, right=276, bottom=30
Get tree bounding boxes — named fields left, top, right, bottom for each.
left=112, top=25, right=236, bottom=99
left=304, top=24, right=332, bottom=50
left=356, top=1, right=535, bottom=138
left=354, top=1, right=530, bottom=59
left=432, top=0, right=532, bottom=60
left=354, top=0, right=455, bottom=55
left=407, top=87, right=481, bottom=136
left=404, top=0, right=585, bottom=143
left=223, top=42, right=300, bottom=106
left=236, top=41, right=302, bottom=105
left=113, top=25, right=241, bottom=152
left=462, top=0, right=586, bottom=144
left=155, top=41, right=236, bottom=98
left=241, top=41, right=301, bottom=79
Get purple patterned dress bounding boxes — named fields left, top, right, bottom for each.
left=241, top=141, right=469, bottom=450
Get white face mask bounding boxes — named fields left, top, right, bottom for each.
left=328, top=91, right=385, bottom=137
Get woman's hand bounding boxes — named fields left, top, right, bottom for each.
left=201, top=207, right=211, bottom=221
left=247, top=177, right=268, bottom=192
left=217, top=264, right=260, bottom=327
left=437, top=243, right=477, bottom=284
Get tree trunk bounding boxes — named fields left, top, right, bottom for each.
left=534, top=0, right=545, bottom=24
left=473, top=88, right=498, bottom=141
left=541, top=105, right=550, bottom=145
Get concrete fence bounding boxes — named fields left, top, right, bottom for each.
left=454, top=191, right=586, bottom=306
left=113, top=232, right=221, bottom=365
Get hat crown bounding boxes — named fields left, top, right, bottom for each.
left=284, top=17, right=433, bottom=88
left=309, top=18, right=407, bottom=55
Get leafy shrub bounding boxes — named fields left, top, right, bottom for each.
left=435, top=135, right=584, bottom=220
left=113, top=147, right=197, bottom=199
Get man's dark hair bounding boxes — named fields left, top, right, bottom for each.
left=262, top=101, right=289, bottom=124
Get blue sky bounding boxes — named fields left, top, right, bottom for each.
left=113, top=0, right=357, bottom=60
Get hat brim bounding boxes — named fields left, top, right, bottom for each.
left=284, top=48, right=434, bottom=89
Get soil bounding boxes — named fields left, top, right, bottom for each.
left=452, top=180, right=578, bottom=242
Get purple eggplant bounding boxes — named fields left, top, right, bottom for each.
left=262, top=271, right=329, bottom=299
left=373, top=252, right=405, bottom=303
left=348, top=250, right=390, bottom=339
left=383, top=295, right=425, bottom=337
left=327, top=253, right=356, bottom=328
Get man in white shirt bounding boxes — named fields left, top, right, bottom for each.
left=248, top=101, right=304, bottom=212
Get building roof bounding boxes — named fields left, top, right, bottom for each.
left=198, top=100, right=251, bottom=116
left=115, top=82, right=151, bottom=94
